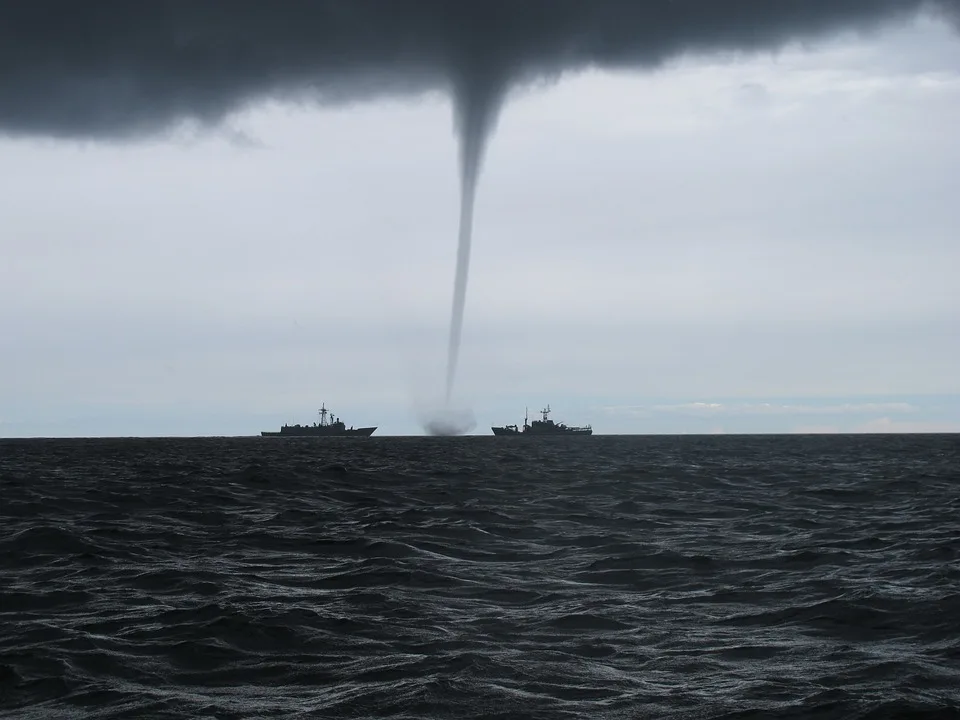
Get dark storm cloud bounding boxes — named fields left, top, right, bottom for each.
left=0, top=0, right=957, bottom=139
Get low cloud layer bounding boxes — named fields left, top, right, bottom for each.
left=601, top=399, right=959, bottom=434
left=1, top=1, right=957, bottom=139
left=623, top=401, right=921, bottom=416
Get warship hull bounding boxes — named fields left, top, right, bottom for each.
left=261, top=426, right=376, bottom=437
left=491, top=426, right=592, bottom=436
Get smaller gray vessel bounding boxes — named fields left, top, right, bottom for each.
left=492, top=405, right=592, bottom=436
left=261, top=404, right=377, bottom=437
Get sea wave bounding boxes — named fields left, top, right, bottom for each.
left=1, top=434, right=958, bottom=718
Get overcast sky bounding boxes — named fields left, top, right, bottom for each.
left=1, top=12, right=958, bottom=436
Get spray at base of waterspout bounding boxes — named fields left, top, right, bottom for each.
left=419, top=405, right=476, bottom=436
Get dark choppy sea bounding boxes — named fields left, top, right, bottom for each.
left=1, top=434, right=959, bottom=719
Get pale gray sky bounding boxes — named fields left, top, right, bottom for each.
left=1, top=14, right=958, bottom=436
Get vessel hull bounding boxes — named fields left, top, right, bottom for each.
left=526, top=428, right=593, bottom=436
left=491, top=426, right=592, bottom=436
left=261, top=426, right=377, bottom=437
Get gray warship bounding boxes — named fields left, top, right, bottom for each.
left=491, top=405, right=592, bottom=436
left=261, top=404, right=377, bottom=437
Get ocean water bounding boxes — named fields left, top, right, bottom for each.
left=1, top=434, right=958, bottom=719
